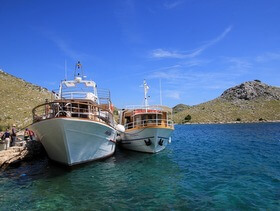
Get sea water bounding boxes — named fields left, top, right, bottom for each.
left=0, top=123, right=279, bottom=210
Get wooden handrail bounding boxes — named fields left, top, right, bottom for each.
left=32, top=100, right=114, bottom=127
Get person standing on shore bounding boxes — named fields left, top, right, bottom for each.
left=24, top=128, right=30, bottom=141
left=11, top=124, right=17, bottom=146
left=1, top=129, right=11, bottom=149
left=29, top=130, right=34, bottom=141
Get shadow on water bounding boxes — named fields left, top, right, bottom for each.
left=0, top=144, right=186, bottom=210
left=0, top=144, right=178, bottom=180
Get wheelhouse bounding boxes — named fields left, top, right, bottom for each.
left=33, top=75, right=114, bottom=127
left=120, top=105, right=174, bottom=130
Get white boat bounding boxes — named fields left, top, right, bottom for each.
left=118, top=80, right=174, bottom=153
left=30, top=62, right=117, bottom=166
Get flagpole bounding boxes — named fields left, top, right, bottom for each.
left=143, top=80, right=149, bottom=112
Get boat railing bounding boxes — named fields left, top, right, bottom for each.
left=125, top=105, right=172, bottom=113
left=98, top=88, right=112, bottom=105
left=61, top=91, right=96, bottom=100
left=124, top=118, right=174, bottom=130
left=32, top=101, right=114, bottom=126
left=58, top=88, right=112, bottom=104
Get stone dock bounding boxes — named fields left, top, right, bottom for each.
left=0, top=141, right=46, bottom=170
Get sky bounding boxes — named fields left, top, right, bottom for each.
left=1, top=0, right=280, bottom=108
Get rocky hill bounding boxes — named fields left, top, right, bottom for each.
left=0, top=70, right=53, bottom=130
left=173, top=104, right=190, bottom=113
left=173, top=80, right=280, bottom=124
left=220, top=80, right=280, bottom=101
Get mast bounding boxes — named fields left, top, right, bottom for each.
left=143, top=80, right=149, bottom=107
left=64, top=59, right=67, bottom=80
left=74, top=61, right=83, bottom=78
left=159, top=78, right=162, bottom=105
left=58, top=82, right=63, bottom=99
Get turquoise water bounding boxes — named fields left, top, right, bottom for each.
left=0, top=123, right=280, bottom=210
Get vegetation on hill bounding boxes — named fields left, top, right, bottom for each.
left=173, top=81, right=280, bottom=124
left=0, top=70, right=52, bottom=130
left=173, top=104, right=190, bottom=114
left=1, top=70, right=279, bottom=127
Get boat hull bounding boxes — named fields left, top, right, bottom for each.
left=30, top=118, right=116, bottom=166
left=120, top=127, right=173, bottom=153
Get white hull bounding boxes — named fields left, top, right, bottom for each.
left=120, top=127, right=173, bottom=153
left=30, top=118, right=116, bottom=166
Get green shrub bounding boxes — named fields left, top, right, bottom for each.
left=0, top=124, right=7, bottom=131
left=236, top=118, right=241, bottom=121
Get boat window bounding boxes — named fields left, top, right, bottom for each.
left=136, top=116, right=141, bottom=126
left=125, top=117, right=131, bottom=124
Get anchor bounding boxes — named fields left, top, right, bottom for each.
left=158, top=138, right=164, bottom=146
left=144, top=139, right=152, bottom=146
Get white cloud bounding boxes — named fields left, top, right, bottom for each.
left=148, top=69, right=182, bottom=80
left=164, top=0, right=185, bottom=9
left=114, top=0, right=145, bottom=44
left=145, top=56, right=249, bottom=100
left=150, top=26, right=232, bottom=59
left=182, top=59, right=211, bottom=67
left=204, top=26, right=232, bottom=47
left=165, top=90, right=181, bottom=99
left=255, top=52, right=280, bottom=62
left=151, top=48, right=203, bottom=59
left=49, top=35, right=91, bottom=60
left=226, top=57, right=252, bottom=74
left=38, top=28, right=92, bottom=60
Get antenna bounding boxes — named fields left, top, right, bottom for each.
left=159, top=78, right=162, bottom=105
left=74, top=61, right=83, bottom=77
left=64, top=59, right=67, bottom=80
left=143, top=79, right=149, bottom=107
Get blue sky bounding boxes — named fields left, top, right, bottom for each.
left=1, top=0, right=280, bottom=107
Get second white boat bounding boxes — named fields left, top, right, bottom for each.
left=118, top=80, right=174, bottom=153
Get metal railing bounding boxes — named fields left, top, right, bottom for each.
left=60, top=92, right=98, bottom=102
left=98, top=89, right=111, bottom=105
left=124, top=118, right=174, bottom=130
left=125, top=105, right=172, bottom=113
left=32, top=100, right=114, bottom=127
left=57, top=88, right=111, bottom=105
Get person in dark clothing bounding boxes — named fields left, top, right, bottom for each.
left=2, top=129, right=11, bottom=149
left=29, top=130, right=34, bottom=141
left=24, top=128, right=30, bottom=141
left=2, top=129, right=11, bottom=140
left=11, top=124, right=17, bottom=146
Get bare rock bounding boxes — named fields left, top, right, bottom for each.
left=0, top=141, right=46, bottom=169
left=220, top=80, right=280, bottom=101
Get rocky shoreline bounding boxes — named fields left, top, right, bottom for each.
left=0, top=140, right=46, bottom=170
